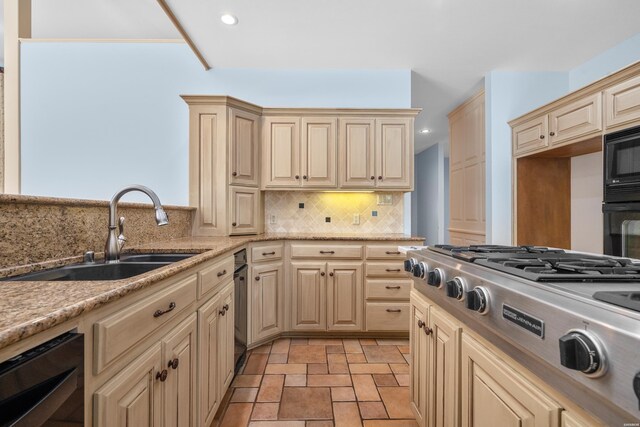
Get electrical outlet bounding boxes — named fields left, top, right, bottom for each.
left=269, top=214, right=277, bottom=224
left=352, top=214, right=360, bottom=225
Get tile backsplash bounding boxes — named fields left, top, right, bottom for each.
left=264, top=192, right=404, bottom=233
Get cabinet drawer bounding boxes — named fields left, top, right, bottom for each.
left=365, top=279, right=411, bottom=300
left=512, top=115, right=548, bottom=156
left=365, top=261, right=405, bottom=277
left=605, top=74, right=640, bottom=129
left=366, top=302, right=410, bottom=331
left=198, top=256, right=234, bottom=299
left=252, top=244, right=283, bottom=263
left=549, top=92, right=602, bottom=146
left=94, top=275, right=197, bottom=373
left=290, top=244, right=363, bottom=259
left=365, top=245, right=404, bottom=260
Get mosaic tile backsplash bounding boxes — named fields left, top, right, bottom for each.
left=264, top=192, right=404, bottom=233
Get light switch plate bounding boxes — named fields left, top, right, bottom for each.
left=352, top=214, right=360, bottom=225
left=269, top=214, right=277, bottom=224
left=377, top=194, right=393, bottom=205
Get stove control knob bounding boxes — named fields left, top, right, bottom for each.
left=412, top=262, right=428, bottom=279
left=465, top=287, right=489, bottom=314
left=445, top=277, right=466, bottom=300
left=404, top=258, right=417, bottom=273
left=558, top=331, right=606, bottom=377
left=427, top=268, right=445, bottom=287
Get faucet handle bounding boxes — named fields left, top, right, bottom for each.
left=117, top=216, right=127, bottom=251
left=83, top=251, right=95, bottom=264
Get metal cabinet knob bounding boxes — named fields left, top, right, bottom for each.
left=255, top=276, right=260, bottom=281
left=540, top=135, right=545, bottom=139
left=295, top=175, right=300, bottom=179
left=378, top=175, right=383, bottom=180
left=156, top=369, right=168, bottom=382
left=303, top=175, right=308, bottom=180
left=168, top=358, right=179, bottom=369
left=232, top=172, right=238, bottom=177
left=549, top=131, right=556, bottom=136
left=370, top=176, right=375, bottom=180
left=321, top=271, right=326, bottom=276
left=232, top=222, right=237, bottom=227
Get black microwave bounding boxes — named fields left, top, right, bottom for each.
left=604, top=124, right=640, bottom=203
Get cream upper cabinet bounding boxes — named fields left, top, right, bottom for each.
left=339, top=118, right=376, bottom=188
left=198, top=294, right=221, bottom=427
left=460, top=334, right=561, bottom=427
left=326, top=261, right=363, bottom=331
left=250, top=262, right=284, bottom=342
left=229, top=186, right=261, bottom=235
left=549, top=93, right=602, bottom=146
left=262, top=117, right=301, bottom=187
left=376, top=118, right=413, bottom=189
left=291, top=262, right=327, bottom=331
left=605, top=73, right=640, bottom=130
left=229, top=108, right=260, bottom=187
left=410, top=291, right=430, bottom=427
left=512, top=115, right=549, bottom=156
left=301, top=117, right=338, bottom=187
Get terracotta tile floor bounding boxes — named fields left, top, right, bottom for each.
left=218, top=338, right=418, bottom=427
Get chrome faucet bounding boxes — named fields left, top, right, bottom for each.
left=104, top=185, right=169, bottom=263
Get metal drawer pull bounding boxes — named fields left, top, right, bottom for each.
left=386, top=268, right=401, bottom=272
left=320, top=250, right=336, bottom=254
left=168, top=358, right=179, bottom=369
left=217, top=269, right=227, bottom=277
left=262, top=251, right=276, bottom=256
left=153, top=302, right=176, bottom=318
left=385, top=251, right=401, bottom=255
left=156, top=369, right=168, bottom=382
left=386, top=308, right=402, bottom=313
left=385, top=285, right=401, bottom=289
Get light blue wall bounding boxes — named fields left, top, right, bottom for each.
left=20, top=42, right=411, bottom=204
left=412, top=143, right=447, bottom=244
left=484, top=71, right=569, bottom=244
left=569, top=33, right=640, bottom=91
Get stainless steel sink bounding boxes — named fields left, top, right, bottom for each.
left=3, top=262, right=171, bottom=282
left=119, top=253, right=196, bottom=263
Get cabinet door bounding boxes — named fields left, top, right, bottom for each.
left=549, top=93, right=602, bottom=146
left=163, top=314, right=197, bottom=427
left=291, top=262, right=327, bottom=331
left=338, top=118, right=376, bottom=188
left=301, top=117, right=337, bottom=187
left=605, top=74, right=640, bottom=129
left=251, top=262, right=284, bottom=342
left=327, top=261, right=363, bottom=331
left=229, top=186, right=260, bottom=235
left=198, top=294, right=221, bottom=427
left=94, top=344, right=163, bottom=427
left=512, top=115, right=549, bottom=156
left=218, top=283, right=235, bottom=393
left=376, top=118, right=413, bottom=189
left=461, top=334, right=561, bottom=427
left=429, top=308, right=461, bottom=427
left=410, top=291, right=430, bottom=427
left=262, top=117, right=301, bottom=188
left=230, top=109, right=259, bottom=186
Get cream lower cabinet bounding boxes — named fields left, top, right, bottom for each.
left=410, top=290, right=461, bottom=427
left=94, top=314, right=198, bottom=427
left=326, top=262, right=363, bottom=331
left=198, top=293, right=221, bottom=427
left=291, top=262, right=327, bottom=331
left=251, top=262, right=284, bottom=342
left=218, top=283, right=235, bottom=392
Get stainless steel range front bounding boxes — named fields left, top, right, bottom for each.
left=405, top=245, right=640, bottom=425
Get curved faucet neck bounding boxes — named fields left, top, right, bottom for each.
left=108, top=185, right=163, bottom=227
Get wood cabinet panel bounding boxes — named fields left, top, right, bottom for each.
left=513, top=115, right=549, bottom=156
left=262, top=117, right=301, bottom=187
left=218, top=283, right=235, bottom=392
left=410, top=292, right=430, bottom=427
left=251, top=243, right=284, bottom=263
left=251, top=262, right=284, bottom=342
left=327, top=262, right=363, bottom=331
left=229, top=186, right=260, bottom=235
left=197, top=256, right=234, bottom=299
left=550, top=93, right=602, bottom=146
left=94, top=344, right=163, bottom=427
left=197, top=294, right=221, bottom=427
left=365, top=279, right=411, bottom=300
left=365, top=302, right=410, bottom=331
left=365, top=245, right=404, bottom=259
left=291, top=262, right=327, bottom=331
left=605, top=74, right=640, bottom=129
left=290, top=244, right=363, bottom=259
left=301, top=117, right=337, bottom=187
left=339, top=118, right=376, bottom=188
left=376, top=118, right=413, bottom=188
left=365, top=261, right=405, bottom=277
left=230, top=109, right=259, bottom=187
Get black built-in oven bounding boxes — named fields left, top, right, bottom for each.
left=604, top=124, right=640, bottom=203
left=603, top=202, right=640, bottom=257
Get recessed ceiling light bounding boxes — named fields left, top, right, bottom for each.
left=221, top=14, right=238, bottom=25
left=419, top=128, right=430, bottom=134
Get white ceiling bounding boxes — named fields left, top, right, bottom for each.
left=19, top=0, right=640, bottom=152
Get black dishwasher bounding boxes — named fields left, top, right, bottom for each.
left=0, top=332, right=84, bottom=427
left=233, top=249, right=248, bottom=374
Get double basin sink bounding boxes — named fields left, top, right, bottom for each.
left=3, top=253, right=196, bottom=282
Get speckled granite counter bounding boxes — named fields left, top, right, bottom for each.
left=0, top=233, right=423, bottom=351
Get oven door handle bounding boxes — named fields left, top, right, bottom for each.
left=7, top=368, right=78, bottom=427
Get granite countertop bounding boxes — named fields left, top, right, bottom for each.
left=0, top=233, right=423, bottom=351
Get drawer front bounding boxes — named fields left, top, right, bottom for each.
left=366, top=303, right=410, bottom=331
left=290, top=244, right=363, bottom=259
left=94, top=275, right=197, bottom=373
left=365, top=279, right=411, bottom=300
left=198, top=256, right=234, bottom=299
left=365, top=245, right=404, bottom=260
left=605, top=74, right=640, bottom=129
left=512, top=115, right=548, bottom=156
left=549, top=93, right=602, bottom=146
left=252, top=244, right=284, bottom=263
left=365, top=261, right=405, bottom=277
